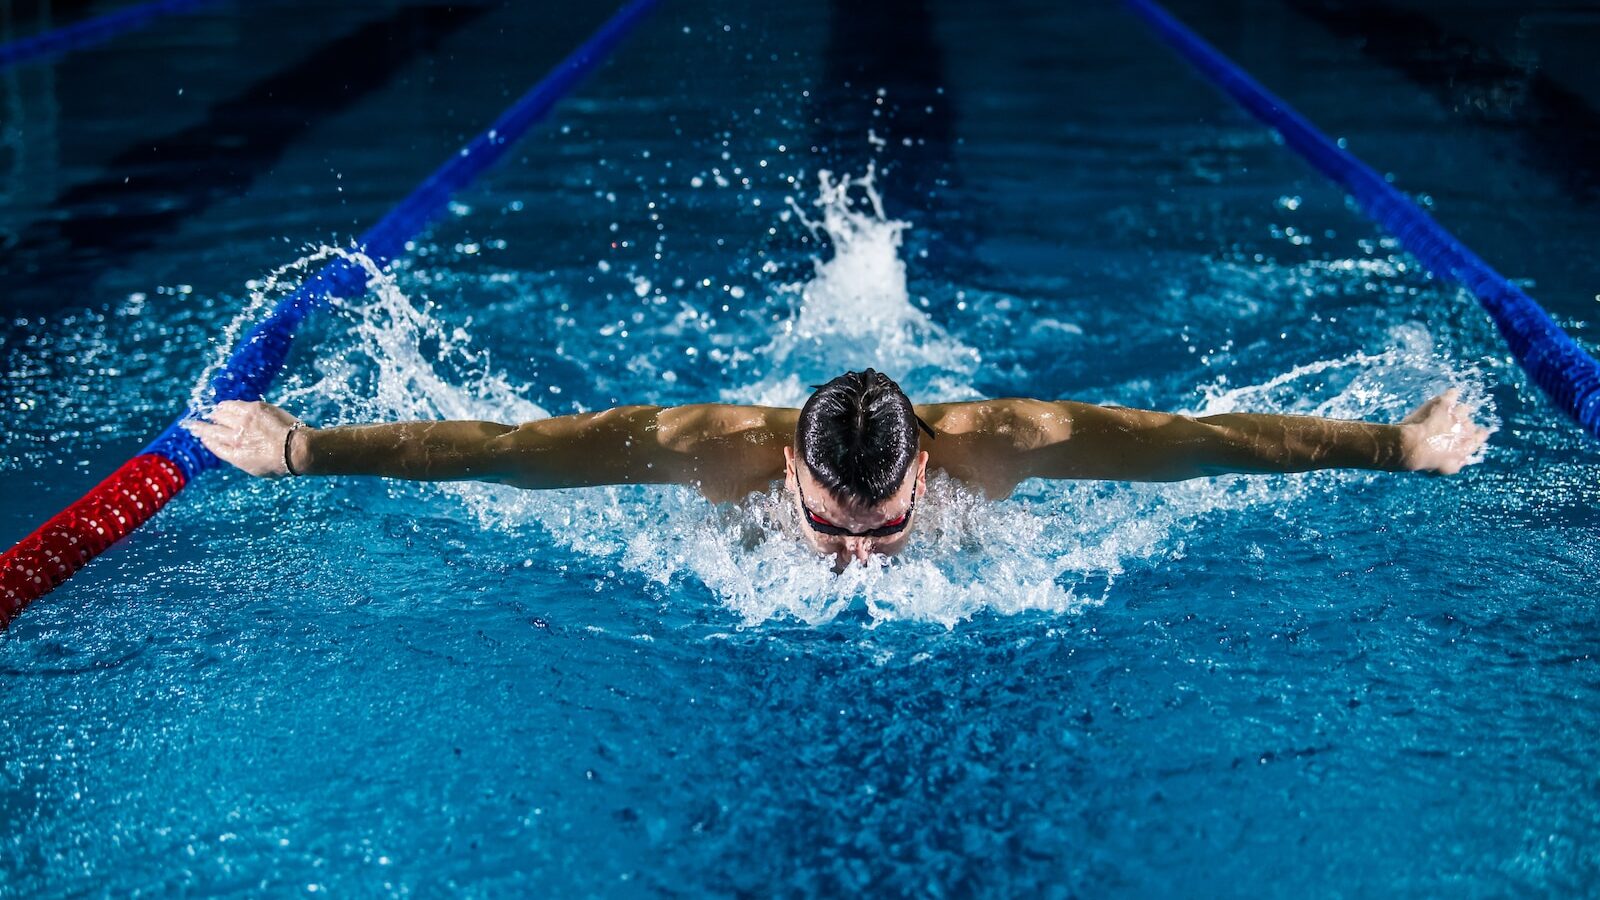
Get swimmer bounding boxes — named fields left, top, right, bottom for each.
left=184, top=369, right=1488, bottom=570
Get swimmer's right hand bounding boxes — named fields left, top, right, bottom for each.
left=182, top=400, right=307, bottom=478
left=1399, top=389, right=1490, bottom=475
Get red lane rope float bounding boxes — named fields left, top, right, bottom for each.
left=0, top=0, right=660, bottom=630
left=0, top=455, right=187, bottom=625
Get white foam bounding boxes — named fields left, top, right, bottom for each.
left=215, top=175, right=1493, bottom=629
left=725, top=163, right=980, bottom=407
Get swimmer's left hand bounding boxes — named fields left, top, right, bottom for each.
left=1399, top=389, right=1490, bottom=475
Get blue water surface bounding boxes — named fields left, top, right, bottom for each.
left=3, top=0, right=1598, bottom=896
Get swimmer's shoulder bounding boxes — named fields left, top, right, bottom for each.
left=654, top=403, right=797, bottom=449
left=915, top=398, right=1068, bottom=446
left=655, top=402, right=796, bottom=501
left=914, top=398, right=1075, bottom=499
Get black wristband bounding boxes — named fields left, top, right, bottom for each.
left=283, top=421, right=306, bottom=477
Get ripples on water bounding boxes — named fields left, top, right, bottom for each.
left=175, top=163, right=1494, bottom=629
left=3, top=2, right=1597, bottom=894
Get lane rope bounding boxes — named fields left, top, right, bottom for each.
left=0, top=0, right=223, bottom=70
left=0, top=0, right=661, bottom=626
left=1125, top=0, right=1600, bottom=440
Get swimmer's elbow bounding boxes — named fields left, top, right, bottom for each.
left=1024, top=405, right=1216, bottom=482
left=487, top=405, right=680, bottom=490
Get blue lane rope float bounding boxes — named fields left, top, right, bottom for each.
left=0, top=0, right=224, bottom=71
left=147, top=0, right=662, bottom=475
left=0, top=0, right=662, bottom=623
left=1125, top=0, right=1600, bottom=440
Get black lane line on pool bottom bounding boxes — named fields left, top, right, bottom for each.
left=815, top=0, right=962, bottom=225
left=1127, top=0, right=1600, bottom=440
left=0, top=0, right=220, bottom=71
left=0, top=3, right=490, bottom=314
left=1287, top=0, right=1600, bottom=203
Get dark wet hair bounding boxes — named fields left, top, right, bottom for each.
left=795, top=369, right=935, bottom=507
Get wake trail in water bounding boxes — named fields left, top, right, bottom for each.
left=208, top=167, right=1492, bottom=628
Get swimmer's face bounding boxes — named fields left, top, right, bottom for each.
left=783, top=445, right=929, bottom=571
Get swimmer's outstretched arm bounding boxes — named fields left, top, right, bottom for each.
left=952, top=389, right=1489, bottom=486
left=184, top=400, right=793, bottom=496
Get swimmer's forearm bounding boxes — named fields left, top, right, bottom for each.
left=293, top=405, right=741, bottom=489
left=1182, top=412, right=1410, bottom=477
left=1026, top=402, right=1411, bottom=481
left=190, top=399, right=789, bottom=490
left=295, top=420, right=518, bottom=481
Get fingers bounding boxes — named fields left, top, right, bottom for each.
left=206, top=402, right=242, bottom=427
left=1466, top=424, right=1491, bottom=455
left=1439, top=421, right=1491, bottom=475
left=1405, top=387, right=1474, bottom=430
left=181, top=417, right=225, bottom=442
left=1403, top=392, right=1446, bottom=425
left=1435, top=389, right=1464, bottom=424
left=1442, top=393, right=1489, bottom=449
left=206, top=399, right=261, bottom=427
left=1403, top=386, right=1491, bottom=476
left=181, top=418, right=236, bottom=456
left=190, top=399, right=285, bottom=432
left=183, top=398, right=270, bottom=451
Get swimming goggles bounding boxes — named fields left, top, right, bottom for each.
left=794, top=477, right=916, bottom=538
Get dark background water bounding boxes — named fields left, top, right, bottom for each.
left=2, top=0, right=1598, bottom=896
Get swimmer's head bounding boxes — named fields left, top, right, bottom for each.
left=784, top=369, right=933, bottom=569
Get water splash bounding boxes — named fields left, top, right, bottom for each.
left=1191, top=322, right=1493, bottom=419
left=189, top=249, right=323, bottom=415
left=191, top=247, right=538, bottom=426
left=727, top=163, right=980, bottom=407
left=222, top=171, right=1493, bottom=629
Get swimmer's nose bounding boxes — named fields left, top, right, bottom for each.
left=844, top=538, right=873, bottom=564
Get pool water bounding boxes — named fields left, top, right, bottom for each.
left=4, top=0, right=1599, bottom=895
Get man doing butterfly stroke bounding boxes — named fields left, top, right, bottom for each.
left=185, top=369, right=1488, bottom=570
